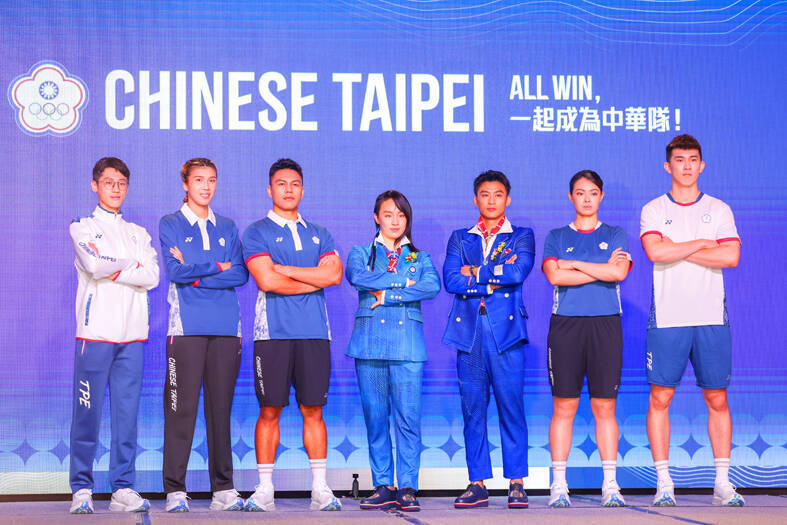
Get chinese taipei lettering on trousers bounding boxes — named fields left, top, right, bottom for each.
left=104, top=70, right=485, bottom=132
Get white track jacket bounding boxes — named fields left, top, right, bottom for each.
left=70, top=205, right=160, bottom=343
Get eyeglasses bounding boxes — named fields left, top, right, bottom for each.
left=99, top=178, right=128, bottom=190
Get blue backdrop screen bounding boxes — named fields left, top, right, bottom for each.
left=1, top=1, right=785, bottom=493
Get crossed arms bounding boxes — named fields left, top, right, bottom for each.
left=640, top=234, right=740, bottom=269
left=247, top=253, right=343, bottom=295
left=543, top=247, right=630, bottom=286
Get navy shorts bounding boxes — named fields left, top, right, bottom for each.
left=547, top=314, right=623, bottom=398
left=646, top=325, right=731, bottom=389
left=253, top=339, right=331, bottom=407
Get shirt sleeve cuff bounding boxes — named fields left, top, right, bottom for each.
left=380, top=290, right=386, bottom=305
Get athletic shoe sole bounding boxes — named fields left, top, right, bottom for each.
left=209, top=499, right=245, bottom=511
left=508, top=501, right=529, bottom=509
left=548, top=497, right=571, bottom=508
left=244, top=500, right=275, bottom=512
left=713, top=495, right=744, bottom=507
left=454, top=499, right=489, bottom=508
left=109, top=501, right=150, bottom=512
left=360, top=501, right=397, bottom=510
left=310, top=497, right=342, bottom=511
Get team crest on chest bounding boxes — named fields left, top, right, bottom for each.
left=219, top=237, right=225, bottom=247
left=599, top=242, right=608, bottom=250
left=702, top=213, right=712, bottom=223
left=185, top=237, right=193, bottom=243
left=409, top=265, right=417, bottom=274
left=275, top=236, right=283, bottom=243
left=312, top=236, right=320, bottom=245
left=566, top=247, right=574, bottom=253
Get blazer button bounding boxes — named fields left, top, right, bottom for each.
left=509, top=315, right=514, bottom=320
left=381, top=319, right=385, bottom=324
left=456, top=317, right=461, bottom=322
left=462, top=295, right=466, bottom=299
left=504, top=293, right=509, bottom=298
left=399, top=321, right=403, bottom=325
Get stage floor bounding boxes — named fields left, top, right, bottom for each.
left=2, top=495, right=787, bottom=524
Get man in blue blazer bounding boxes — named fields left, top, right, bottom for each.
left=443, top=170, right=535, bottom=509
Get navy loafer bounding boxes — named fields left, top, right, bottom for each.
left=397, top=487, right=420, bottom=512
left=454, top=483, right=489, bottom=508
left=360, top=485, right=398, bottom=510
left=508, top=482, right=529, bottom=509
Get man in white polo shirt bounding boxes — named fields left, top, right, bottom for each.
left=640, top=134, right=742, bottom=507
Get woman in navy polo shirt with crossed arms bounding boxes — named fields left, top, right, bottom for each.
left=159, top=158, right=249, bottom=513
left=541, top=170, right=631, bottom=509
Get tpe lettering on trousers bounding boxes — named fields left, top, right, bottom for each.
left=78, top=379, right=91, bottom=409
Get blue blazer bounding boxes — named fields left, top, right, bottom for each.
left=345, top=242, right=441, bottom=362
left=442, top=225, right=535, bottom=353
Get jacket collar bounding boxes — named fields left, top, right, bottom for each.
left=93, top=205, right=122, bottom=222
left=375, top=233, right=411, bottom=252
left=468, top=217, right=513, bottom=236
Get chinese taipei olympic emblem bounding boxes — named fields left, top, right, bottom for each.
left=8, top=61, right=88, bottom=136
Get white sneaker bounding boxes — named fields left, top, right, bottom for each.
left=310, top=484, right=342, bottom=511
left=245, top=484, right=275, bottom=512
left=548, top=481, right=571, bottom=508
left=652, top=480, right=676, bottom=507
left=601, top=479, right=626, bottom=507
left=713, top=482, right=745, bottom=506
left=109, top=488, right=150, bottom=512
left=209, top=488, right=245, bottom=511
left=70, top=488, right=94, bottom=514
left=166, top=491, right=189, bottom=512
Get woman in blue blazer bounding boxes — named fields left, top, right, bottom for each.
left=345, top=190, right=441, bottom=513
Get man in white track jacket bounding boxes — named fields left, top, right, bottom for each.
left=68, top=157, right=159, bottom=514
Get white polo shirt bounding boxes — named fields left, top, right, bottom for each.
left=640, top=192, right=740, bottom=329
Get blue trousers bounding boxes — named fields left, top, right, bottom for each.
left=355, top=359, right=423, bottom=490
left=69, top=340, right=144, bottom=492
left=457, top=314, right=528, bottom=481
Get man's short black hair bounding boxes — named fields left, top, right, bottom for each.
left=473, top=170, right=511, bottom=195
left=666, top=134, right=702, bottom=161
left=269, top=158, right=303, bottom=183
left=92, top=157, right=130, bottom=182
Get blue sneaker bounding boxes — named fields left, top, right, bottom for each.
left=397, top=487, right=421, bottom=512
left=508, top=482, right=529, bottom=509
left=454, top=483, right=489, bottom=509
left=360, top=485, right=398, bottom=510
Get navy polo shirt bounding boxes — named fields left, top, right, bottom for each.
left=542, top=222, right=629, bottom=316
left=242, top=210, right=338, bottom=341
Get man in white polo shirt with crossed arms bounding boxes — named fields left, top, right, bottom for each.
left=640, top=134, right=743, bottom=507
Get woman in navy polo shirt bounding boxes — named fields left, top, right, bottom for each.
left=541, top=170, right=632, bottom=508
left=159, top=158, right=249, bottom=513
left=345, top=190, right=441, bottom=512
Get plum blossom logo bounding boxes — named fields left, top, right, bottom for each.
left=8, top=61, right=88, bottom=136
